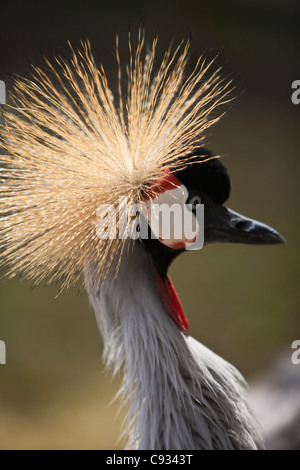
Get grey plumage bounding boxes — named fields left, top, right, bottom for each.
left=86, top=241, right=264, bottom=450
left=250, top=352, right=300, bottom=450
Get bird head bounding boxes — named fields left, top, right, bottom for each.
left=141, top=146, right=285, bottom=278
left=0, top=33, right=285, bottom=295
left=138, top=146, right=284, bottom=332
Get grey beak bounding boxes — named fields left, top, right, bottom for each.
left=204, top=198, right=285, bottom=245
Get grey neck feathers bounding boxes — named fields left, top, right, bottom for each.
left=85, top=241, right=264, bottom=450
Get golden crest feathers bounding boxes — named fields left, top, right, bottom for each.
left=0, top=31, right=230, bottom=289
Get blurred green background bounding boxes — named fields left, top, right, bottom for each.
left=0, top=0, right=299, bottom=449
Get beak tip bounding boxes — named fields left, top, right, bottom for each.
left=256, top=228, right=286, bottom=246
left=273, top=232, right=286, bottom=244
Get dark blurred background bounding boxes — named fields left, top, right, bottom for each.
left=0, top=0, right=299, bottom=449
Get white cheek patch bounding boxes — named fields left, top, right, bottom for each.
left=143, top=169, right=203, bottom=250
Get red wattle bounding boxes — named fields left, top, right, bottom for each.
left=156, top=274, right=189, bottom=332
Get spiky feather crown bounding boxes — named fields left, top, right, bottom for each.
left=0, top=31, right=230, bottom=289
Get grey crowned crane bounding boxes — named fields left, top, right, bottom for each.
left=0, top=33, right=284, bottom=450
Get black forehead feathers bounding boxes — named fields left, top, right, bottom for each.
left=175, top=147, right=231, bottom=204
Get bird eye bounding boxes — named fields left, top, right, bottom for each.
left=187, top=195, right=201, bottom=209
